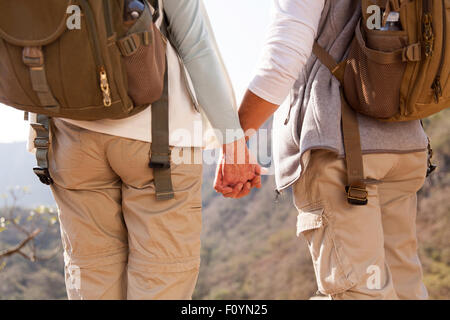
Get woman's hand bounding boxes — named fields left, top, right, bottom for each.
left=214, top=138, right=261, bottom=198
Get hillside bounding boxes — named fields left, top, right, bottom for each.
left=0, top=110, right=449, bottom=300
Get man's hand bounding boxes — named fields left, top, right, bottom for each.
left=214, top=138, right=261, bottom=198
left=214, top=90, right=279, bottom=199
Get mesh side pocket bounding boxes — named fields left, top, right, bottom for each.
left=344, top=22, right=408, bottom=119
left=122, top=23, right=166, bottom=106
left=119, top=2, right=166, bottom=106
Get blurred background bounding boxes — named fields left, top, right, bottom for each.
left=0, top=0, right=449, bottom=300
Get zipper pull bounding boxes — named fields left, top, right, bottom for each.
left=284, top=105, right=293, bottom=125
left=99, top=67, right=112, bottom=107
left=274, top=189, right=282, bottom=203
left=431, top=76, right=442, bottom=103
left=423, top=13, right=434, bottom=57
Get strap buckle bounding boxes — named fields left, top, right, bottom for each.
left=345, top=185, right=368, bottom=206
left=23, top=46, right=44, bottom=67
left=34, top=138, right=50, bottom=149
left=149, top=152, right=171, bottom=169
left=117, top=32, right=150, bottom=57
left=402, top=43, right=422, bottom=62
left=33, top=167, right=53, bottom=185
left=117, top=34, right=139, bottom=56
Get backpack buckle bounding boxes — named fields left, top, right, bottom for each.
left=345, top=185, right=368, bottom=206
left=33, top=167, right=53, bottom=185
left=117, top=34, right=139, bottom=56
left=402, top=43, right=422, bottom=62
left=23, top=46, right=44, bottom=67
left=149, top=152, right=171, bottom=169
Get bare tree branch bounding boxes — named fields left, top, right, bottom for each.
left=0, top=228, right=41, bottom=260
left=34, top=244, right=62, bottom=262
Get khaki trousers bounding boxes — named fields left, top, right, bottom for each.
left=293, top=149, right=429, bottom=300
left=48, top=118, right=203, bottom=300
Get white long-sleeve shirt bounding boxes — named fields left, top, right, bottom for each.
left=58, top=0, right=244, bottom=147
left=249, top=0, right=325, bottom=105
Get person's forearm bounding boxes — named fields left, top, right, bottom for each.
left=165, top=0, right=244, bottom=144
left=238, top=89, right=279, bottom=140
left=247, top=0, right=324, bottom=107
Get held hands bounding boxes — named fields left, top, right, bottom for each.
left=214, top=138, right=262, bottom=199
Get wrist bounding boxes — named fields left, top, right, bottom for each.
left=222, top=137, right=248, bottom=164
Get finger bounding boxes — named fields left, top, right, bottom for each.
left=254, top=164, right=262, bottom=176
left=214, top=164, right=232, bottom=194
left=221, top=186, right=235, bottom=194
left=250, top=175, right=262, bottom=188
left=214, top=168, right=224, bottom=193
left=216, top=185, right=234, bottom=194
left=236, top=182, right=252, bottom=198
left=224, top=182, right=244, bottom=198
left=260, top=167, right=270, bottom=175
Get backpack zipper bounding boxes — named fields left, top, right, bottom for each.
left=79, top=0, right=112, bottom=107
left=431, top=0, right=446, bottom=103
left=422, top=0, right=434, bottom=58
left=103, top=0, right=114, bottom=38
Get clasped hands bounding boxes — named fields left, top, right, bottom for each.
left=214, top=137, right=262, bottom=198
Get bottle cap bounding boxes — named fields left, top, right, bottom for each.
left=386, top=12, right=400, bottom=22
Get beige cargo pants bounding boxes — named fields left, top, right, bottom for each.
left=293, top=149, right=429, bottom=300
left=48, top=118, right=203, bottom=300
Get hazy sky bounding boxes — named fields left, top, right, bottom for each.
left=0, top=0, right=273, bottom=143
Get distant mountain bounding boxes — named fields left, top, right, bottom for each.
left=0, top=142, right=54, bottom=207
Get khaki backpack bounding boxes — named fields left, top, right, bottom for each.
left=313, top=0, right=449, bottom=205
left=0, top=0, right=175, bottom=200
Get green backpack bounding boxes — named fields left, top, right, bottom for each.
left=313, top=0, right=449, bottom=205
left=0, top=0, right=175, bottom=200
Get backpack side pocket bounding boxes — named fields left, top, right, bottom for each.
left=344, top=21, right=409, bottom=119
left=117, top=1, right=166, bottom=107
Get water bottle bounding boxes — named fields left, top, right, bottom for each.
left=124, top=0, right=145, bottom=21
left=380, top=11, right=402, bottom=31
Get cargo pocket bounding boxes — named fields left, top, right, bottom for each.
left=344, top=21, right=409, bottom=119
left=297, top=206, right=356, bottom=296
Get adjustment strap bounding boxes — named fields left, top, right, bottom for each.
left=30, top=114, right=53, bottom=185
left=117, top=31, right=151, bottom=56
left=22, top=47, right=60, bottom=110
left=354, top=23, right=422, bottom=63
left=312, top=42, right=346, bottom=84
left=341, top=91, right=368, bottom=205
left=312, top=41, right=367, bottom=205
left=149, top=56, right=174, bottom=201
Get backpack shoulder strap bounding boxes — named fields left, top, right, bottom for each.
left=149, top=54, right=174, bottom=201
left=312, top=42, right=368, bottom=205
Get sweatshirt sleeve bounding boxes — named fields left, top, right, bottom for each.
left=249, top=0, right=325, bottom=105
left=164, top=0, right=244, bottom=144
